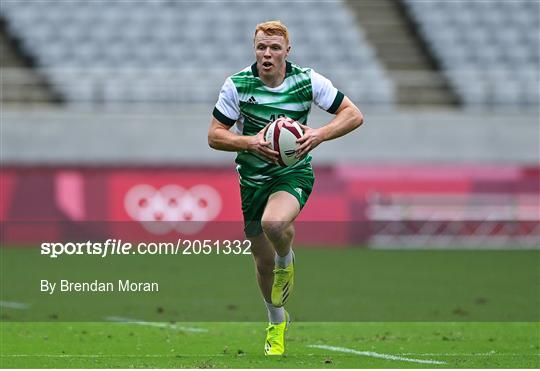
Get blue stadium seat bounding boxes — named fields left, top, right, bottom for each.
left=0, top=0, right=395, bottom=105
left=403, top=0, right=539, bottom=106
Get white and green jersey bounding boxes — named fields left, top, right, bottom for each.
left=213, top=61, right=344, bottom=187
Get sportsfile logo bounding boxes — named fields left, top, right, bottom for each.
left=124, top=184, right=222, bottom=235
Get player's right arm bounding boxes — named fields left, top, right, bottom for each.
left=208, top=77, right=278, bottom=161
left=208, top=118, right=279, bottom=161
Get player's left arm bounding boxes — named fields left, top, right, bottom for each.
left=295, top=96, right=363, bottom=159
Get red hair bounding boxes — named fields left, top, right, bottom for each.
left=254, top=20, right=290, bottom=45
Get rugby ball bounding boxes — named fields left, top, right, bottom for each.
left=264, top=117, right=304, bottom=167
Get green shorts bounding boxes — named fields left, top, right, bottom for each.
left=240, top=169, right=315, bottom=237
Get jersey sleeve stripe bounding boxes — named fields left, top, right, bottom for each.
left=213, top=107, right=236, bottom=126
left=327, top=91, right=345, bottom=114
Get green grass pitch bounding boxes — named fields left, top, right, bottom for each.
left=1, top=322, right=539, bottom=368
left=1, top=248, right=539, bottom=368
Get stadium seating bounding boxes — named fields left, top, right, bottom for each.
left=0, top=0, right=395, bottom=105
left=402, top=0, right=539, bottom=107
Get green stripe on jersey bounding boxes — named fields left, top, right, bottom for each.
left=231, top=62, right=315, bottom=186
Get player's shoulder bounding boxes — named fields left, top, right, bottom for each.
left=287, top=62, right=333, bottom=89
left=229, top=65, right=256, bottom=80
left=288, top=61, right=313, bottom=76
left=226, top=65, right=258, bottom=91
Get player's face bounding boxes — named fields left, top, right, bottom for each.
left=254, top=32, right=290, bottom=78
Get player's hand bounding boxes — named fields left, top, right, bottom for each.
left=295, top=123, right=323, bottom=159
left=247, top=125, right=279, bottom=163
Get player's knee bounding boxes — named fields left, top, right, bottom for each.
left=261, top=219, right=290, bottom=242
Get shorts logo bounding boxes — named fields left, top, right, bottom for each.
left=294, top=187, right=303, bottom=197
left=124, top=184, right=222, bottom=235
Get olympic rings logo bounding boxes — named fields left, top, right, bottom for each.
left=124, top=184, right=222, bottom=235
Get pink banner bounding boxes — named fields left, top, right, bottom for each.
left=1, top=165, right=538, bottom=246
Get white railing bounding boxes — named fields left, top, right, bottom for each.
left=367, top=193, right=540, bottom=248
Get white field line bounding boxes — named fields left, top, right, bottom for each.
left=104, top=316, right=208, bottom=333
left=399, top=352, right=540, bottom=357
left=0, top=301, right=29, bottom=309
left=308, top=344, right=446, bottom=365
